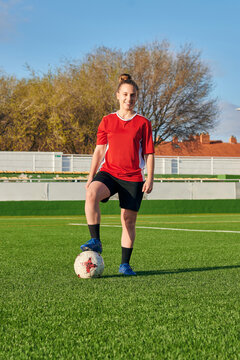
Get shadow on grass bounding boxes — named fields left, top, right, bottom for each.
left=102, top=264, right=240, bottom=278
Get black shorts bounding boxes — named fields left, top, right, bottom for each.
left=92, top=171, right=144, bottom=212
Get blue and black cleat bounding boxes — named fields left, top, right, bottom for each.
left=80, top=238, right=102, bottom=254
left=119, top=263, right=136, bottom=276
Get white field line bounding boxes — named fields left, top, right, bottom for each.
left=69, top=223, right=240, bottom=234
left=0, top=217, right=79, bottom=221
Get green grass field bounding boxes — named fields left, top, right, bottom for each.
left=1, top=214, right=240, bottom=359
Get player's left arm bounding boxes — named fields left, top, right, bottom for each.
left=142, top=153, right=155, bottom=194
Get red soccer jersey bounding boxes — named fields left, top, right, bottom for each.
left=96, top=112, right=155, bottom=181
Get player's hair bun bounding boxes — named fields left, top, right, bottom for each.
left=119, top=73, right=132, bottom=83
left=117, top=73, right=139, bottom=92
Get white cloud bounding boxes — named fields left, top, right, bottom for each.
left=212, top=101, right=240, bottom=142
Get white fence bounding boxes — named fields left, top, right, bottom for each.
left=0, top=151, right=240, bottom=175
left=156, top=157, right=240, bottom=175
left=0, top=181, right=240, bottom=201
left=0, top=151, right=62, bottom=172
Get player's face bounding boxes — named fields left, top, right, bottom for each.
left=117, top=84, right=138, bottom=112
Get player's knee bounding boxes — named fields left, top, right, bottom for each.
left=122, top=212, right=136, bottom=229
left=86, top=187, right=98, bottom=204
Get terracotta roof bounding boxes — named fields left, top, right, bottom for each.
left=155, top=141, right=240, bottom=157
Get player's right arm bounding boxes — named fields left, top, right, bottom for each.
left=85, top=144, right=107, bottom=189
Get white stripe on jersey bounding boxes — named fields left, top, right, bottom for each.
left=138, top=140, right=145, bottom=181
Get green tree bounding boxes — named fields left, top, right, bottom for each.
left=0, top=42, right=218, bottom=153
left=0, top=72, right=17, bottom=150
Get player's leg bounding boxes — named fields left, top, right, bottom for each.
left=118, top=179, right=144, bottom=275
left=85, top=180, right=111, bottom=225
left=81, top=180, right=111, bottom=253
left=119, top=208, right=138, bottom=275
left=120, top=208, right=138, bottom=248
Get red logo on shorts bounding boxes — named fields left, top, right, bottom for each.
left=84, top=257, right=97, bottom=273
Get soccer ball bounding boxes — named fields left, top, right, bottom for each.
left=74, top=251, right=104, bottom=279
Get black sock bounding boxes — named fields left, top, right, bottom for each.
left=121, top=247, right=133, bottom=264
left=88, top=224, right=100, bottom=239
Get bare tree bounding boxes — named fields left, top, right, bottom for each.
left=125, top=42, right=218, bottom=144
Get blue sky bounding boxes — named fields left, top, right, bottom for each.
left=0, top=0, right=240, bottom=142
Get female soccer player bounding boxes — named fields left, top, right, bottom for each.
left=80, top=74, right=155, bottom=275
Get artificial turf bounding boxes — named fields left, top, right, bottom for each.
left=1, top=199, right=240, bottom=217
left=1, top=214, right=240, bottom=359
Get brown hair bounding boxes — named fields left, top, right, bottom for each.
left=117, top=73, right=139, bottom=92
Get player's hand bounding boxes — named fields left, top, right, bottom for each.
left=142, top=179, right=153, bottom=194
left=85, top=176, right=93, bottom=190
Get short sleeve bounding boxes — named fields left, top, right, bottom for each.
left=142, top=120, right=155, bottom=154
left=97, top=118, right=108, bottom=145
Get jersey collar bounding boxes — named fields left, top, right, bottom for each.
left=116, top=112, right=137, bottom=122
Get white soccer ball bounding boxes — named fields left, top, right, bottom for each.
left=74, top=251, right=104, bottom=279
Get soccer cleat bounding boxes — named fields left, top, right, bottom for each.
left=119, top=263, right=136, bottom=276
left=80, top=238, right=102, bottom=254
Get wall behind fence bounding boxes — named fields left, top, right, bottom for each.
left=0, top=182, right=239, bottom=201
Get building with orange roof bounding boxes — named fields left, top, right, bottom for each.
left=155, top=134, right=240, bottom=157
